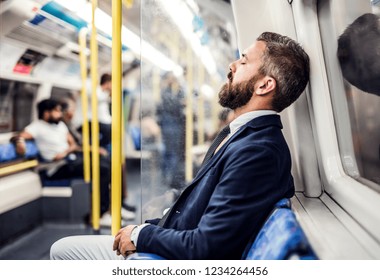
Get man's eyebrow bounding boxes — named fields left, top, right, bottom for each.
left=242, top=53, right=248, bottom=60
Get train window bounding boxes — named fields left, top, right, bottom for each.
left=318, top=0, right=380, bottom=190
left=139, top=0, right=237, bottom=221
left=0, top=79, right=38, bottom=133
left=50, top=86, right=76, bottom=101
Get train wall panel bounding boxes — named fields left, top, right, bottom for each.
left=0, top=198, right=42, bottom=247
left=0, top=171, right=42, bottom=214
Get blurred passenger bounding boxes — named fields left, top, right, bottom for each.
left=207, top=108, right=235, bottom=141
left=61, top=97, right=136, bottom=220
left=76, top=73, right=112, bottom=148
left=337, top=13, right=380, bottom=96
left=61, top=96, right=108, bottom=157
left=219, top=108, right=235, bottom=128
left=141, top=109, right=161, bottom=148
left=156, top=72, right=186, bottom=190
left=51, top=31, right=310, bottom=260
left=15, top=99, right=134, bottom=227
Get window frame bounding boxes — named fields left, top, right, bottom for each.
left=291, top=0, right=380, bottom=244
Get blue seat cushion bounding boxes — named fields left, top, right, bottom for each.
left=273, top=197, right=291, bottom=209
left=127, top=253, right=166, bottom=260
left=24, top=141, right=39, bottom=159
left=0, top=143, right=17, bottom=162
left=0, top=141, right=39, bottom=163
left=245, top=208, right=317, bottom=260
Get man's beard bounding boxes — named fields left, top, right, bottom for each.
left=218, top=75, right=258, bottom=110
left=47, top=117, right=61, bottom=125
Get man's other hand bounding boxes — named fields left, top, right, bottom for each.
left=113, top=225, right=137, bottom=258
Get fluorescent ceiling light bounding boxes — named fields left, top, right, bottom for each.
left=53, top=0, right=182, bottom=74
left=160, top=0, right=217, bottom=75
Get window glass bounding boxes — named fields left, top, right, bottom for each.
left=50, top=87, right=76, bottom=101
left=318, top=0, right=380, bottom=188
left=0, top=79, right=38, bottom=133
left=140, top=0, right=237, bottom=221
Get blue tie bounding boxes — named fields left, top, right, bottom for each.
left=158, top=125, right=231, bottom=227
left=202, top=125, right=230, bottom=166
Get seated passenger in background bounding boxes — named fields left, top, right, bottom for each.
left=14, top=99, right=133, bottom=227
left=60, top=97, right=136, bottom=221
left=75, top=73, right=113, bottom=148
left=207, top=108, right=235, bottom=142
left=60, top=96, right=109, bottom=157
left=51, top=31, right=310, bottom=260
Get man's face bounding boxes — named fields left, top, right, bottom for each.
left=218, top=41, right=266, bottom=109
left=46, top=106, right=63, bottom=124
left=104, top=81, right=112, bottom=94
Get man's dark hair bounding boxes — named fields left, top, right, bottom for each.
left=257, top=32, right=310, bottom=112
left=60, top=100, right=69, bottom=112
left=37, top=99, right=61, bottom=119
left=100, top=73, right=112, bottom=86
left=337, top=13, right=380, bottom=96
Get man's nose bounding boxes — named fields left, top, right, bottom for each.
left=229, top=60, right=237, bottom=73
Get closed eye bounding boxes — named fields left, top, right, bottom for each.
left=241, top=53, right=248, bottom=64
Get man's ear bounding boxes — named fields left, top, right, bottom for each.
left=255, top=76, right=276, bottom=96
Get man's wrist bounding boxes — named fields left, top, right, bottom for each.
left=130, top=223, right=150, bottom=248
left=130, top=225, right=138, bottom=246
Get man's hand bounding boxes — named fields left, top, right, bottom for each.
left=10, top=136, right=26, bottom=156
left=113, top=225, right=137, bottom=258
left=99, top=147, right=109, bottom=157
left=53, top=151, right=68, bottom=161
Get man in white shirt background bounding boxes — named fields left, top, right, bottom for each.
left=16, top=99, right=133, bottom=227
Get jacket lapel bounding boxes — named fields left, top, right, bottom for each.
left=161, top=115, right=282, bottom=226
left=192, top=114, right=282, bottom=183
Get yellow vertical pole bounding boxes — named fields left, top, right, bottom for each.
left=197, top=64, right=205, bottom=145
left=111, top=0, right=123, bottom=235
left=185, top=46, right=193, bottom=182
left=90, top=0, right=101, bottom=231
left=78, top=28, right=91, bottom=183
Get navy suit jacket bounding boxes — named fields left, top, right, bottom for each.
left=137, top=114, right=295, bottom=259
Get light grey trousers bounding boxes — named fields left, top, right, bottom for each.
left=50, top=235, right=125, bottom=260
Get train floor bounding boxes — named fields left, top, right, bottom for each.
left=0, top=223, right=94, bottom=260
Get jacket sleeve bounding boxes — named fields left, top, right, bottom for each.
left=136, top=143, right=288, bottom=259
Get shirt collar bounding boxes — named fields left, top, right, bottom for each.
left=229, top=110, right=277, bottom=134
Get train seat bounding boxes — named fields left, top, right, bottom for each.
left=0, top=141, right=41, bottom=213
left=244, top=205, right=317, bottom=260
left=37, top=162, right=90, bottom=223
left=0, top=141, right=89, bottom=223
left=127, top=198, right=317, bottom=260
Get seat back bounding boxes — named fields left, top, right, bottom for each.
left=244, top=199, right=317, bottom=260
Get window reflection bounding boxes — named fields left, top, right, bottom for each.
left=337, top=12, right=380, bottom=185
left=319, top=0, right=380, bottom=186
left=0, top=79, right=37, bottom=133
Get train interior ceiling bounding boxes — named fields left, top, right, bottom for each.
left=0, top=0, right=380, bottom=260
